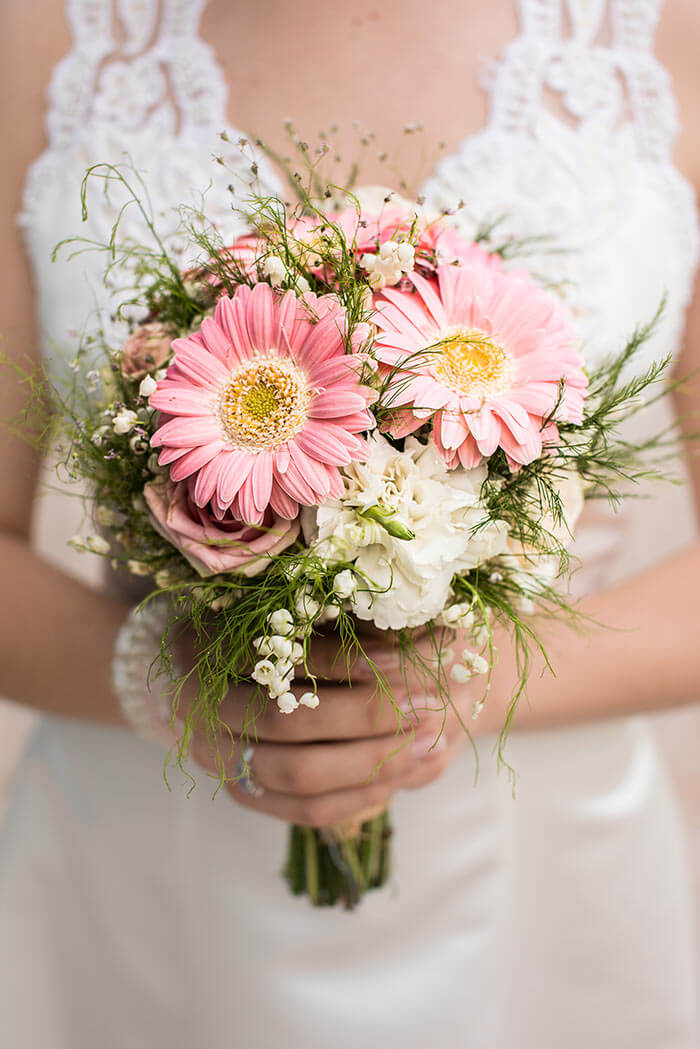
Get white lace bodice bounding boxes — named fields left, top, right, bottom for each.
left=423, top=0, right=699, bottom=375
left=19, top=0, right=700, bottom=589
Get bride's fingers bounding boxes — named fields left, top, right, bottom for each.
left=299, top=632, right=395, bottom=682
left=221, top=685, right=447, bottom=743
left=224, top=745, right=452, bottom=828
left=229, top=730, right=448, bottom=797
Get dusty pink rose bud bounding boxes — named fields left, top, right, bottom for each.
left=121, top=323, right=173, bottom=379
left=143, top=478, right=300, bottom=578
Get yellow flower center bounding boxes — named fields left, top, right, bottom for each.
left=433, top=330, right=511, bottom=398
left=217, top=356, right=311, bottom=450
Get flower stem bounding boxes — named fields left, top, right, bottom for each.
left=284, top=809, right=392, bottom=910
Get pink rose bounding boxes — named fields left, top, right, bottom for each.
left=121, top=323, right=173, bottom=378
left=144, top=478, right=300, bottom=577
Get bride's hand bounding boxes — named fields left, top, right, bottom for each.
left=188, top=631, right=489, bottom=828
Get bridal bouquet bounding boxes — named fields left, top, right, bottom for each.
left=48, top=164, right=670, bottom=908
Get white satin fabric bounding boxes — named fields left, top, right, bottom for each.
left=2, top=1, right=699, bottom=1045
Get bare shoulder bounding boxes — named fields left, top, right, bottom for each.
left=655, top=0, right=700, bottom=189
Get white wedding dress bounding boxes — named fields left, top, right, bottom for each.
left=2, top=0, right=699, bottom=1045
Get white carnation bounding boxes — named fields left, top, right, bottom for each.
left=304, top=434, right=509, bottom=630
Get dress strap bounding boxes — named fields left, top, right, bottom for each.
left=44, top=0, right=228, bottom=151
left=489, top=0, right=677, bottom=164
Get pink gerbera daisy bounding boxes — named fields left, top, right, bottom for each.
left=374, top=262, right=587, bottom=469
left=150, top=284, right=376, bottom=523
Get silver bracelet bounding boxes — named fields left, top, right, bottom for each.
left=111, top=597, right=180, bottom=746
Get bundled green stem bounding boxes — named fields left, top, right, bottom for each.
left=285, top=811, right=392, bottom=910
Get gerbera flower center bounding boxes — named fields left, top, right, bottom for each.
left=217, top=356, right=312, bottom=450
left=433, top=330, right=512, bottom=398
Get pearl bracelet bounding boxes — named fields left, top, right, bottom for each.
left=111, top=597, right=180, bottom=747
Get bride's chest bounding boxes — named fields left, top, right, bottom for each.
left=198, top=0, right=519, bottom=188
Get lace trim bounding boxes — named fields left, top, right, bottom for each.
left=40, top=0, right=675, bottom=161
left=43, top=0, right=227, bottom=148
left=483, top=0, right=676, bottom=161
left=20, top=0, right=281, bottom=245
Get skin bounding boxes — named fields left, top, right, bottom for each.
left=1, top=1, right=699, bottom=828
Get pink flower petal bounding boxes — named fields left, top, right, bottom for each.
left=152, top=416, right=222, bottom=448
left=235, top=476, right=264, bottom=525
left=214, top=292, right=253, bottom=361
left=276, top=459, right=316, bottom=504
left=457, top=434, right=483, bottom=469
left=169, top=442, right=226, bottom=482
left=296, top=312, right=346, bottom=366
left=295, top=422, right=354, bottom=465
left=250, top=453, right=273, bottom=513
left=309, top=389, right=371, bottom=419
left=217, top=450, right=256, bottom=507
left=376, top=290, right=432, bottom=340
left=437, top=411, right=469, bottom=450
left=193, top=457, right=225, bottom=507
left=157, top=446, right=188, bottom=466
left=409, top=271, right=449, bottom=330
left=307, top=356, right=364, bottom=387
left=274, top=445, right=291, bottom=473
left=468, top=408, right=502, bottom=457
left=269, top=482, right=299, bottom=519
left=149, top=386, right=215, bottom=416
left=246, top=282, right=276, bottom=352
left=497, top=420, right=542, bottom=465
left=289, top=443, right=331, bottom=498
left=200, top=315, right=234, bottom=362
left=168, top=343, right=230, bottom=388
